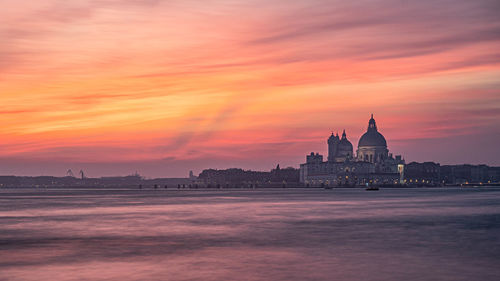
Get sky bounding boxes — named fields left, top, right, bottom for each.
left=1, top=0, right=499, bottom=177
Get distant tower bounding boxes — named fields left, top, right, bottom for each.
left=327, top=132, right=340, bottom=162
left=189, top=170, right=197, bottom=180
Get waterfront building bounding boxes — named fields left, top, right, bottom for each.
left=440, top=164, right=498, bottom=185
left=197, top=166, right=300, bottom=186
left=404, top=162, right=441, bottom=186
left=300, top=115, right=405, bottom=186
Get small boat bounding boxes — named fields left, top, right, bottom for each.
left=366, top=187, right=379, bottom=191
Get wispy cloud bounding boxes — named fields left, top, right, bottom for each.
left=0, top=0, right=499, bottom=176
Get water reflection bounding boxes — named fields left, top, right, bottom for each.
left=1, top=188, right=499, bottom=280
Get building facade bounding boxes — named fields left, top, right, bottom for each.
left=300, top=115, right=405, bottom=186
left=404, top=162, right=441, bottom=186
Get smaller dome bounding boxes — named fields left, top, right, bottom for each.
left=338, top=130, right=353, bottom=151
left=339, top=140, right=352, bottom=149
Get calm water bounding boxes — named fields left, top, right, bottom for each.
left=0, top=188, right=499, bottom=281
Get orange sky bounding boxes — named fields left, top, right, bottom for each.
left=1, top=0, right=500, bottom=177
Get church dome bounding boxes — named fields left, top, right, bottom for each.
left=339, top=137, right=353, bottom=150
left=338, top=130, right=353, bottom=152
left=358, top=115, right=387, bottom=147
left=339, top=140, right=353, bottom=151
left=358, top=131, right=387, bottom=147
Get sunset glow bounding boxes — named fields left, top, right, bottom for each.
left=1, top=0, right=499, bottom=176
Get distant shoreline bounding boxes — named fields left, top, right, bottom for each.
left=1, top=185, right=499, bottom=190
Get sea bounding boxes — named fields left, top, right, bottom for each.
left=0, top=187, right=499, bottom=281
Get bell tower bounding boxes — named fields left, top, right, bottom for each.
left=327, top=132, right=339, bottom=162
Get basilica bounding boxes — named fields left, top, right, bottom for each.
left=299, top=115, right=405, bottom=186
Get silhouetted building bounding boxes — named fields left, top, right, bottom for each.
left=197, top=166, right=299, bottom=186
left=0, top=174, right=191, bottom=188
left=300, top=115, right=405, bottom=186
left=488, top=167, right=500, bottom=183
left=440, top=164, right=496, bottom=184
left=189, top=170, right=197, bottom=181
left=270, top=165, right=300, bottom=183
left=328, top=130, right=353, bottom=162
left=404, top=162, right=441, bottom=186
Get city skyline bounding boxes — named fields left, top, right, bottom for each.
left=1, top=0, right=500, bottom=177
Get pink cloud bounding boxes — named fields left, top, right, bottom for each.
left=0, top=0, right=499, bottom=177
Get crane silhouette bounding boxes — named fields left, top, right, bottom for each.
left=66, top=169, right=75, bottom=177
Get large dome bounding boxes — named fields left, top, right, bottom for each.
left=358, top=130, right=387, bottom=147
left=357, top=115, right=387, bottom=147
